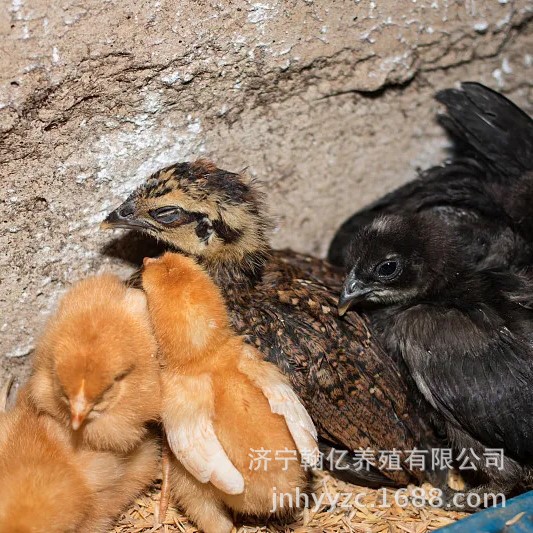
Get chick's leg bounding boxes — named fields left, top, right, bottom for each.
left=157, top=434, right=172, bottom=524
left=170, top=458, right=233, bottom=533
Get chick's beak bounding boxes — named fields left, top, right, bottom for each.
left=100, top=200, right=153, bottom=231
left=143, top=256, right=157, bottom=267
left=69, top=395, right=91, bottom=431
left=338, top=271, right=373, bottom=316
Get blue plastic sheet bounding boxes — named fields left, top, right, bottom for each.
left=437, top=491, right=533, bottom=533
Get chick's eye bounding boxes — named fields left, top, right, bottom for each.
left=376, top=260, right=401, bottom=280
left=149, top=206, right=183, bottom=225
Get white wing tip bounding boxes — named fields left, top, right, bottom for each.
left=210, top=468, right=245, bottom=495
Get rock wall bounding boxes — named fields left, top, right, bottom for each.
left=1, top=0, right=532, bottom=385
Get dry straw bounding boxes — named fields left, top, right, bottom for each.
left=113, top=470, right=467, bottom=533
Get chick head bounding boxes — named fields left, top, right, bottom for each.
left=33, top=275, right=157, bottom=431
left=338, top=213, right=458, bottom=314
left=102, top=159, right=270, bottom=269
left=142, top=252, right=232, bottom=355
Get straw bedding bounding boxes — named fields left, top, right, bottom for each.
left=113, top=471, right=468, bottom=533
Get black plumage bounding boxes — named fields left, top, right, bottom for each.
left=328, top=82, right=533, bottom=272
left=102, top=159, right=444, bottom=488
left=436, top=82, right=533, bottom=179
left=338, top=212, right=533, bottom=505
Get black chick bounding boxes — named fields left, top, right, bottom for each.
left=102, top=159, right=443, bottom=488
left=328, top=82, right=533, bottom=271
left=338, top=212, right=533, bottom=506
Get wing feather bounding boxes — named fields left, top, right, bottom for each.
left=162, top=373, right=244, bottom=495
left=397, top=305, right=533, bottom=462
left=239, top=345, right=318, bottom=464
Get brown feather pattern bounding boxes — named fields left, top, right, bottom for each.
left=104, top=160, right=442, bottom=486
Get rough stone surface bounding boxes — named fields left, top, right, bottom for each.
left=1, top=0, right=532, bottom=386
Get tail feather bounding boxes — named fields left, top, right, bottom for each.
left=437, top=82, right=533, bottom=178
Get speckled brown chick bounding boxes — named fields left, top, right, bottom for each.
left=102, top=159, right=442, bottom=487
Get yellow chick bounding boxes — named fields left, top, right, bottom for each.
left=142, top=252, right=317, bottom=533
left=23, top=274, right=162, bottom=529
left=27, top=274, right=161, bottom=452
left=0, top=396, right=94, bottom=533
left=0, top=391, right=160, bottom=533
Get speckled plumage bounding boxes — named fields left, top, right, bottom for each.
left=221, top=249, right=438, bottom=485
left=103, top=160, right=442, bottom=487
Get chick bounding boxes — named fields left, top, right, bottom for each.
left=28, top=274, right=161, bottom=453
left=0, top=392, right=160, bottom=533
left=338, top=213, right=533, bottom=508
left=142, top=252, right=317, bottom=533
left=0, top=397, right=94, bottom=533
left=328, top=83, right=533, bottom=271
left=24, top=274, right=161, bottom=528
left=103, top=159, right=443, bottom=488
left=77, top=433, right=160, bottom=532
